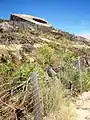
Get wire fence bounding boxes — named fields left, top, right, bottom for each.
left=0, top=56, right=90, bottom=120
left=0, top=20, right=90, bottom=120
left=0, top=68, right=63, bottom=120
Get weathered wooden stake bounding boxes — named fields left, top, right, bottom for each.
left=78, top=56, right=82, bottom=94
left=30, top=72, right=41, bottom=120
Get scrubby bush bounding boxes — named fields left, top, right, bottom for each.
left=82, top=68, right=90, bottom=91
left=36, top=44, right=54, bottom=67
left=0, top=62, right=14, bottom=82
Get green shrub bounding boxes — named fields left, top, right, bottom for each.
left=82, top=68, right=90, bottom=91
left=36, top=44, right=54, bottom=66
left=0, top=62, right=14, bottom=81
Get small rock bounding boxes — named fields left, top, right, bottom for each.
left=0, top=22, right=13, bottom=31
left=85, top=115, right=90, bottom=120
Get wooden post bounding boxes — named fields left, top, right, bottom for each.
left=30, top=72, right=41, bottom=120
left=78, top=56, right=82, bottom=94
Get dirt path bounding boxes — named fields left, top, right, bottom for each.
left=75, top=92, right=90, bottom=120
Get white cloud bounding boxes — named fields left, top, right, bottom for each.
left=59, top=19, right=90, bottom=40
left=77, top=32, right=90, bottom=39
left=68, top=20, right=90, bottom=39
left=80, top=20, right=89, bottom=26
left=82, top=34, right=90, bottom=39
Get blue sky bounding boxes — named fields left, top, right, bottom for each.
left=0, top=0, right=90, bottom=38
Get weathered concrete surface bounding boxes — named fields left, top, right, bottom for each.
left=10, top=14, right=52, bottom=31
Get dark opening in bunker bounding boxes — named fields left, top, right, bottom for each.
left=32, top=18, right=47, bottom=24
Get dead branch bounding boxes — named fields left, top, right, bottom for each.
left=0, top=76, right=31, bottom=98
left=0, top=98, right=15, bottom=110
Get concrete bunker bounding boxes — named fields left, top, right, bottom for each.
left=10, top=14, right=52, bottom=31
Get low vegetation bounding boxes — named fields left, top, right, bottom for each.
left=0, top=26, right=90, bottom=119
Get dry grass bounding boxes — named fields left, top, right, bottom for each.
left=43, top=99, right=76, bottom=120
left=0, top=28, right=90, bottom=120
